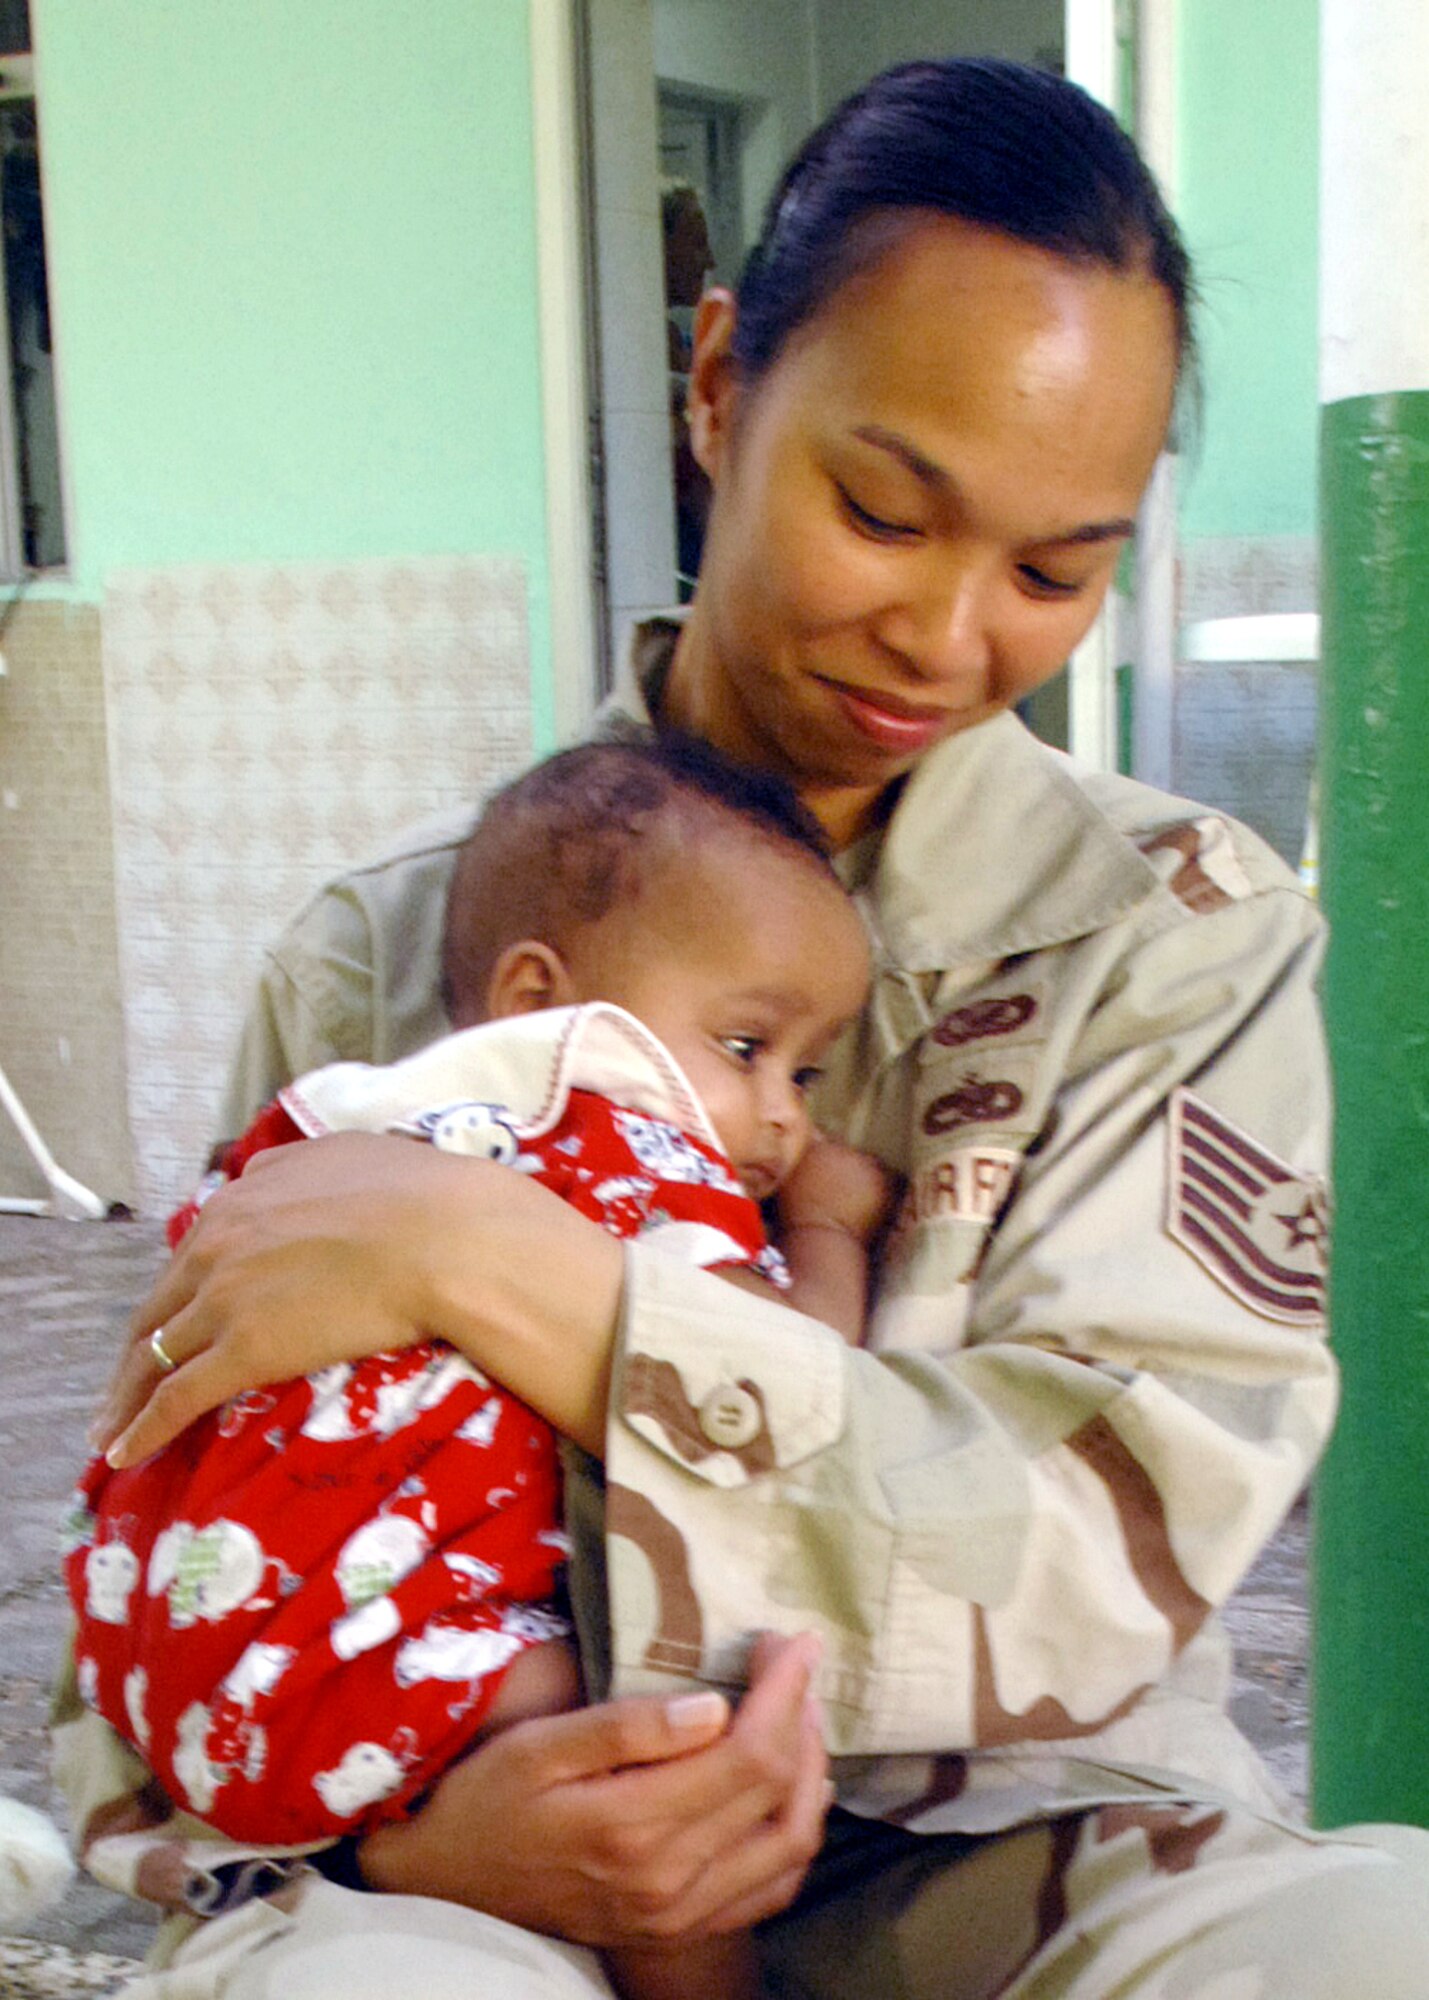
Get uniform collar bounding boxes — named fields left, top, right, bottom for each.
left=869, top=711, right=1162, bottom=970
left=606, top=616, right=1160, bottom=973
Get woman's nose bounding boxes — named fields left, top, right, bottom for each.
left=879, top=556, right=994, bottom=684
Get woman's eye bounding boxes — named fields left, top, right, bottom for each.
left=1017, top=562, right=1085, bottom=599
left=836, top=482, right=919, bottom=543
left=720, top=1035, right=761, bottom=1067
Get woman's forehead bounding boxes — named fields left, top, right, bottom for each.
left=758, top=215, right=1177, bottom=504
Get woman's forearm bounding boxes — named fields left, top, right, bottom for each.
left=413, top=1157, right=624, bottom=1454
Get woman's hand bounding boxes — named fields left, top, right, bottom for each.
left=358, top=1632, right=831, bottom=1943
left=91, top=1131, right=624, bottom=1467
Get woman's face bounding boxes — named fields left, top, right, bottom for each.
left=666, top=214, right=1179, bottom=843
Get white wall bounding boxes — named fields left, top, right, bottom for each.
left=653, top=0, right=819, bottom=244
left=654, top=0, right=1063, bottom=255
left=817, top=0, right=1061, bottom=107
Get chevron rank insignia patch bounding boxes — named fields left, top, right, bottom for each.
left=1167, top=1089, right=1328, bottom=1325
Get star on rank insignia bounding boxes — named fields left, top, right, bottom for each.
left=1166, top=1089, right=1328, bottom=1325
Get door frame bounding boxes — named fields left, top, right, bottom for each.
left=530, top=0, right=601, bottom=741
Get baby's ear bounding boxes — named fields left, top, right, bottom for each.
left=485, top=940, right=578, bottom=1019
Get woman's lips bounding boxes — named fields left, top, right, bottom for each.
left=821, top=679, right=958, bottom=754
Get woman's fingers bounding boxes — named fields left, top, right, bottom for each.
left=562, top=1633, right=826, bottom=1935
left=86, top=1228, right=209, bottom=1452
left=88, top=1299, right=208, bottom=1456
left=129, top=1215, right=214, bottom=1342
left=88, top=1142, right=442, bottom=1460
left=358, top=1688, right=740, bottom=1942
left=101, top=1344, right=241, bottom=1468
left=360, top=1640, right=828, bottom=1945
left=90, top=1129, right=625, bottom=1461
left=633, top=1680, right=830, bottom=1937
left=497, top=1685, right=734, bottom=1790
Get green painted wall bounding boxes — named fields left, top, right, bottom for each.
left=1176, top=0, right=1318, bottom=541
left=35, top=0, right=554, bottom=731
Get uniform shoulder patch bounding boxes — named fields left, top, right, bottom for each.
left=1139, top=817, right=1254, bottom=913
left=1166, top=1089, right=1328, bottom=1325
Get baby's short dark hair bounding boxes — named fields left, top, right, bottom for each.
left=440, top=730, right=835, bottom=1024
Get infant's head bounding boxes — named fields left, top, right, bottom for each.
left=442, top=734, right=870, bottom=1197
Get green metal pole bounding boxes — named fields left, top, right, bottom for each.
left=1311, top=0, right=1429, bottom=1828
left=1313, top=394, right=1429, bottom=1826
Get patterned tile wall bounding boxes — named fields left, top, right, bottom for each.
left=1174, top=660, right=1318, bottom=866
left=102, top=556, right=532, bottom=1212
left=1174, top=535, right=1320, bottom=866
left=0, top=601, right=135, bottom=1208
left=1180, top=534, right=1318, bottom=622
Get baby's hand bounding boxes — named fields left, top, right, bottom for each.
left=778, top=1137, right=899, bottom=1246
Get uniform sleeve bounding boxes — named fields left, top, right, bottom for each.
left=215, top=836, right=458, bottom=1141
left=216, top=891, right=380, bottom=1139
left=601, top=885, right=1335, bottom=1758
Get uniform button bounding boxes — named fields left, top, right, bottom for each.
left=698, top=1383, right=762, bottom=1450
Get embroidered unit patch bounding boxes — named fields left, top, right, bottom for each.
left=930, top=994, right=1037, bottom=1048
left=1167, top=1089, right=1328, bottom=1324
left=921, top=1074, right=1025, bottom=1136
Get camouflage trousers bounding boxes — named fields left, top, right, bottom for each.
left=119, top=1803, right=1429, bottom=1999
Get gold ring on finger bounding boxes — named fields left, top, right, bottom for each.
left=149, top=1325, right=179, bottom=1374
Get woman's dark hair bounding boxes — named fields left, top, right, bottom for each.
left=733, top=57, right=1194, bottom=390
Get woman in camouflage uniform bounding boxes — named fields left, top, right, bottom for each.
left=78, top=57, right=1429, bottom=2000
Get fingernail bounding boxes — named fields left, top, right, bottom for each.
left=104, top=1435, right=130, bottom=1470
left=667, top=1690, right=728, bottom=1730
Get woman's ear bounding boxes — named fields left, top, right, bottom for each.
left=687, top=287, right=741, bottom=481
left=484, top=941, right=578, bottom=1020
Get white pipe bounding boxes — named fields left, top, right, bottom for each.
left=0, top=1060, right=107, bottom=1218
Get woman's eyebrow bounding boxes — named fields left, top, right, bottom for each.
left=850, top=424, right=1136, bottom=545
left=853, top=423, right=953, bottom=492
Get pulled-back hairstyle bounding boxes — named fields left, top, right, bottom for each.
left=733, top=57, right=1194, bottom=391
left=440, top=731, right=835, bottom=1025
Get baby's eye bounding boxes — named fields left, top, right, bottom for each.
left=719, top=1034, right=762, bottom=1067
left=792, top=1065, right=823, bottom=1093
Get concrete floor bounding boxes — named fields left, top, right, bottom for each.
left=0, top=1213, right=1312, bottom=1993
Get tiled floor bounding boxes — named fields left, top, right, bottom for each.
left=0, top=1213, right=1311, bottom=1992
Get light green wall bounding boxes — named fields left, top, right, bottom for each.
left=1175, top=0, right=1319, bottom=541
left=35, top=0, right=555, bottom=733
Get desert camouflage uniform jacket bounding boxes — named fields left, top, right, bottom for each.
left=53, top=619, right=1333, bottom=1934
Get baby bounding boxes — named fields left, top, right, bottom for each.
left=65, top=733, right=889, bottom=2000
